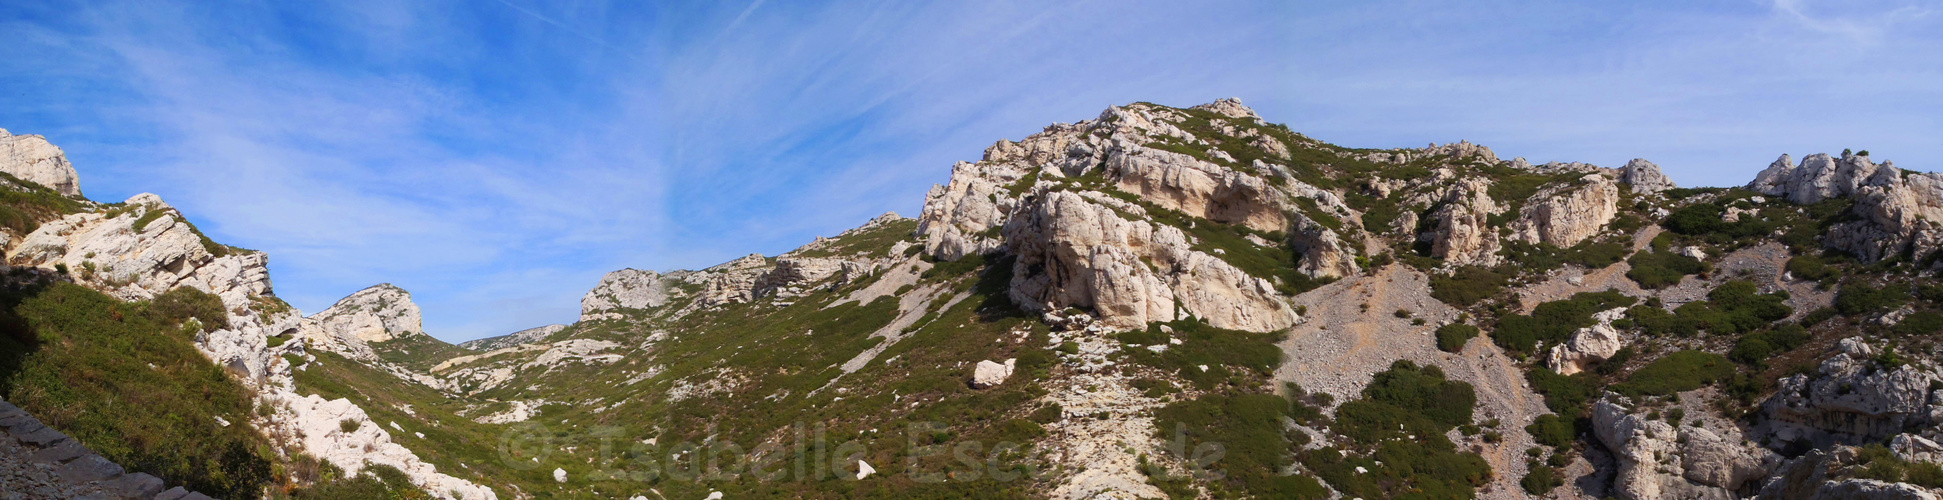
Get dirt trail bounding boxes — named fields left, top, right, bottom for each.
left=1276, top=265, right=1550, bottom=499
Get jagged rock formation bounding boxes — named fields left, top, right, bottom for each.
left=580, top=268, right=674, bottom=321
left=1545, top=307, right=1627, bottom=376
left=1828, top=167, right=1943, bottom=264
left=1620, top=158, right=1677, bottom=194
left=0, top=128, right=82, bottom=196
left=260, top=392, right=496, bottom=500
left=301, top=283, right=425, bottom=361
left=1594, top=397, right=1778, bottom=500
left=1749, top=152, right=1884, bottom=205
left=1509, top=173, right=1620, bottom=247
left=1764, top=338, right=1943, bottom=447
left=7, top=193, right=299, bottom=381
left=460, top=324, right=567, bottom=351
left=1428, top=177, right=1504, bottom=266
left=1761, top=448, right=1943, bottom=500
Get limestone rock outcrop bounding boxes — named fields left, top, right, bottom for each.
left=459, top=324, right=567, bottom=351
left=1748, top=152, right=1882, bottom=205
left=1593, top=397, right=1776, bottom=500
left=1003, top=190, right=1298, bottom=332
left=301, top=284, right=424, bottom=362
left=0, top=128, right=82, bottom=196
left=1619, top=158, right=1677, bottom=194
left=580, top=269, right=675, bottom=321
left=1427, top=178, right=1504, bottom=267
left=262, top=393, right=496, bottom=500
left=1545, top=307, right=1627, bottom=376
left=1764, top=338, right=1943, bottom=447
left=1760, top=448, right=1942, bottom=500
left=1825, top=167, right=1943, bottom=264
left=1508, top=173, right=1619, bottom=247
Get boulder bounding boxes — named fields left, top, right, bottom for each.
left=1509, top=173, right=1620, bottom=247
left=1764, top=338, right=1942, bottom=446
left=1545, top=307, right=1627, bottom=375
left=971, top=359, right=1016, bottom=389
left=1428, top=178, right=1503, bottom=266
left=1619, top=158, right=1677, bottom=194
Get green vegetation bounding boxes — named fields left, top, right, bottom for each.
left=1525, top=414, right=1578, bottom=448
left=1491, top=291, right=1634, bottom=356
left=1851, top=443, right=1943, bottom=488
left=293, top=463, right=433, bottom=500
left=1303, top=361, right=1491, bottom=500
left=1153, top=394, right=1328, bottom=499
left=1729, top=324, right=1811, bottom=365
left=1527, top=369, right=1601, bottom=416
left=0, top=283, right=274, bottom=498
left=1435, top=323, right=1479, bottom=352
left=1612, top=350, right=1734, bottom=397
left=0, top=172, right=87, bottom=234
left=1429, top=266, right=1512, bottom=308
left=1836, top=283, right=1909, bottom=316
left=1520, top=464, right=1563, bottom=495
left=1894, top=311, right=1943, bottom=335
left=1500, top=239, right=1629, bottom=273
left=1121, top=320, right=1285, bottom=389
left=1626, top=250, right=1709, bottom=289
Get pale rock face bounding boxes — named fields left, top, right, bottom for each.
left=698, top=253, right=772, bottom=307
left=1618, top=158, right=1677, bottom=194
left=7, top=193, right=299, bottom=380
left=1593, top=398, right=1774, bottom=500
left=1764, top=338, right=1943, bottom=445
left=1509, top=173, right=1620, bottom=247
left=971, top=359, right=1016, bottom=389
left=915, top=160, right=1030, bottom=261
left=1106, top=146, right=1287, bottom=234
left=459, top=324, right=567, bottom=351
left=753, top=256, right=874, bottom=300
left=1545, top=307, right=1628, bottom=375
left=1826, top=168, right=1943, bottom=263
left=261, top=392, right=496, bottom=500
left=1004, top=190, right=1297, bottom=332
left=1890, top=433, right=1943, bottom=464
left=580, top=269, right=671, bottom=321
left=1761, top=448, right=1942, bottom=500
left=302, top=284, right=424, bottom=362
left=1189, top=97, right=1261, bottom=120
left=0, top=128, right=83, bottom=196
left=1428, top=178, right=1503, bottom=266
left=1748, top=152, right=1881, bottom=205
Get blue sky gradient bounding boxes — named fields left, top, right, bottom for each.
left=2, top=0, right=1938, bottom=341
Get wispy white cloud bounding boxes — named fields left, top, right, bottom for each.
left=1, top=0, right=1938, bottom=341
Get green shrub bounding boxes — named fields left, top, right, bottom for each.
left=1492, top=291, right=1634, bottom=355
left=1154, top=394, right=1328, bottom=498
left=1304, top=361, right=1490, bottom=500
left=1837, top=284, right=1909, bottom=316
left=1730, top=324, right=1810, bottom=365
left=1627, top=250, right=1709, bottom=289
left=1435, top=324, right=1479, bottom=352
left=0, top=283, right=273, bottom=498
left=148, top=286, right=231, bottom=332
left=1893, top=311, right=1943, bottom=335
left=1430, top=266, right=1511, bottom=307
left=1527, top=369, right=1601, bottom=416
left=1614, top=351, right=1734, bottom=397
left=1787, top=254, right=1836, bottom=281
left=1521, top=464, right=1563, bottom=495
left=1526, top=414, right=1578, bottom=448
left=340, top=419, right=361, bottom=433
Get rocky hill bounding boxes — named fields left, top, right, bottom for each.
left=5, top=98, right=1943, bottom=500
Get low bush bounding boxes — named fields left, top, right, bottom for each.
left=1153, top=394, right=1328, bottom=498
left=1430, top=266, right=1511, bottom=307
left=1626, top=250, right=1709, bottom=289
left=1521, top=464, right=1564, bottom=495
left=1303, top=361, right=1490, bottom=500
left=1435, top=324, right=1479, bottom=352
left=1613, top=351, right=1734, bottom=397
left=1729, top=324, right=1811, bottom=365
left=1893, top=311, right=1943, bottom=336
left=1525, top=414, right=1578, bottom=448
left=1492, top=291, right=1634, bottom=355
left=1837, top=283, right=1909, bottom=316
left=1527, top=369, right=1601, bottom=416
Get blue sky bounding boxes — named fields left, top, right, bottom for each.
left=1, top=0, right=1938, bottom=342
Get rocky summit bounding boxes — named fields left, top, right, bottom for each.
left=6, top=98, right=1943, bottom=500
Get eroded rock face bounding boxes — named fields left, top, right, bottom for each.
left=262, top=393, right=496, bottom=500
left=1619, top=158, right=1677, bottom=194
left=0, top=128, right=82, bottom=196
left=1428, top=178, right=1503, bottom=267
left=1826, top=168, right=1943, bottom=264
left=459, top=324, right=567, bottom=351
left=1748, top=152, right=1881, bottom=205
left=1593, top=397, right=1776, bottom=500
left=1545, top=307, right=1627, bottom=376
left=753, top=256, right=874, bottom=300
left=1764, top=338, right=1943, bottom=447
left=7, top=193, right=300, bottom=381
left=1759, top=448, right=1942, bottom=500
left=580, top=269, right=673, bottom=321
left=1003, top=190, right=1297, bottom=332
left=1509, top=173, right=1619, bottom=247
left=302, top=284, right=423, bottom=362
